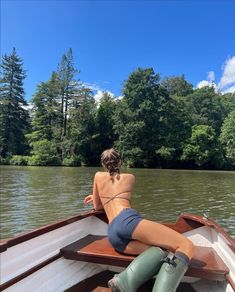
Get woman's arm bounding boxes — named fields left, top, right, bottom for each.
left=84, top=194, right=93, bottom=205
left=91, top=173, right=104, bottom=211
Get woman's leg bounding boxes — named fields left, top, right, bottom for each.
left=123, top=240, right=150, bottom=255
left=131, top=219, right=194, bottom=292
left=132, top=219, right=194, bottom=259
left=108, top=246, right=168, bottom=292
left=152, top=252, right=189, bottom=292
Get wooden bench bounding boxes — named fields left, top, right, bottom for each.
left=61, top=234, right=229, bottom=281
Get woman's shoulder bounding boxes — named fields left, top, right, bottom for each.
left=122, top=173, right=135, bottom=181
left=94, top=172, right=108, bottom=183
left=95, top=171, right=106, bottom=177
left=95, top=171, right=134, bottom=177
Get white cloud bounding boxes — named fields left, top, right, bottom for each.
left=196, top=56, right=235, bottom=93
left=218, top=56, right=235, bottom=93
left=207, top=71, right=215, bottom=83
left=83, top=82, right=102, bottom=92
left=93, top=90, right=116, bottom=104
left=223, top=84, right=235, bottom=94
left=196, top=71, right=218, bottom=91
left=115, top=95, right=123, bottom=100
left=21, top=103, right=34, bottom=111
left=83, top=81, right=123, bottom=103
left=93, top=90, right=103, bottom=104
left=93, top=90, right=105, bottom=103
left=197, top=80, right=211, bottom=89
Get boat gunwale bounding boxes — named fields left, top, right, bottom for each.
left=0, top=209, right=106, bottom=253
left=1, top=211, right=234, bottom=253
left=180, top=213, right=235, bottom=252
left=226, top=274, right=235, bottom=291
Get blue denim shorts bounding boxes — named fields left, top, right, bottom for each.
left=108, top=208, right=143, bottom=252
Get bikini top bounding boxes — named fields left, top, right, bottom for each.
left=100, top=190, right=131, bottom=207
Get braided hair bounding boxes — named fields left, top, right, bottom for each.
left=101, top=148, right=121, bottom=177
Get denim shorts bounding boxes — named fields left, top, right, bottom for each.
left=108, top=208, right=143, bottom=252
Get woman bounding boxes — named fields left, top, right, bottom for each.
left=84, top=148, right=194, bottom=292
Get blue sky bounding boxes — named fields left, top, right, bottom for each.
left=1, top=0, right=235, bottom=101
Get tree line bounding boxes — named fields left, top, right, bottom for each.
left=0, top=48, right=235, bottom=169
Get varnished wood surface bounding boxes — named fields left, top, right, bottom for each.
left=61, top=234, right=229, bottom=281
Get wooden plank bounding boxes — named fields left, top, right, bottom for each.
left=61, top=234, right=229, bottom=281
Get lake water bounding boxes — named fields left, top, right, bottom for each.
left=0, top=165, right=234, bottom=239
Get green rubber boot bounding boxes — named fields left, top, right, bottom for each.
left=108, top=246, right=168, bottom=292
left=152, top=252, right=189, bottom=292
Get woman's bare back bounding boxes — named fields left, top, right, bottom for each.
left=94, top=171, right=135, bottom=222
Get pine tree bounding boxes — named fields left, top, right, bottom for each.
left=27, top=72, right=60, bottom=144
left=69, top=86, right=98, bottom=165
left=57, top=48, right=79, bottom=138
left=0, top=48, right=30, bottom=157
left=96, top=92, right=117, bottom=152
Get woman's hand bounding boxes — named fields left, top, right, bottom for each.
left=84, top=194, right=93, bottom=205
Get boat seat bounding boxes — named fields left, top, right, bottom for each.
left=60, top=234, right=229, bottom=281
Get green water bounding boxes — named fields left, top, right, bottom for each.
left=0, top=166, right=234, bottom=239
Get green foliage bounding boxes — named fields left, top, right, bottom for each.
left=181, top=125, right=219, bottom=167
left=156, top=146, right=175, bottom=160
left=0, top=48, right=30, bottom=157
left=57, top=48, right=79, bottom=139
left=96, top=92, right=117, bottom=153
left=123, top=147, right=144, bottom=167
left=27, top=72, right=61, bottom=144
left=185, top=86, right=226, bottom=134
left=220, top=110, right=235, bottom=163
left=219, top=93, right=235, bottom=114
left=69, top=87, right=99, bottom=165
left=0, top=155, right=11, bottom=165
left=115, top=68, right=171, bottom=167
left=1, top=47, right=235, bottom=169
left=115, top=68, right=195, bottom=167
left=161, top=75, right=193, bottom=97
left=28, top=140, right=61, bottom=166
left=62, top=156, right=81, bottom=166
left=10, top=155, right=28, bottom=165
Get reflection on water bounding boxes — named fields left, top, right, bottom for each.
left=0, top=166, right=234, bottom=239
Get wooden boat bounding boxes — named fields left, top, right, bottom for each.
left=0, top=210, right=234, bottom=292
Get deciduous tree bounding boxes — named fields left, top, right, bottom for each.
left=220, top=110, right=235, bottom=164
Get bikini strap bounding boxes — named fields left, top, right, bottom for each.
left=101, top=190, right=131, bottom=206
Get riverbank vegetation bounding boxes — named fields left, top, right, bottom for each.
left=1, top=48, right=235, bottom=169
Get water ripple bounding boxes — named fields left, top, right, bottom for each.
left=0, top=166, right=234, bottom=239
